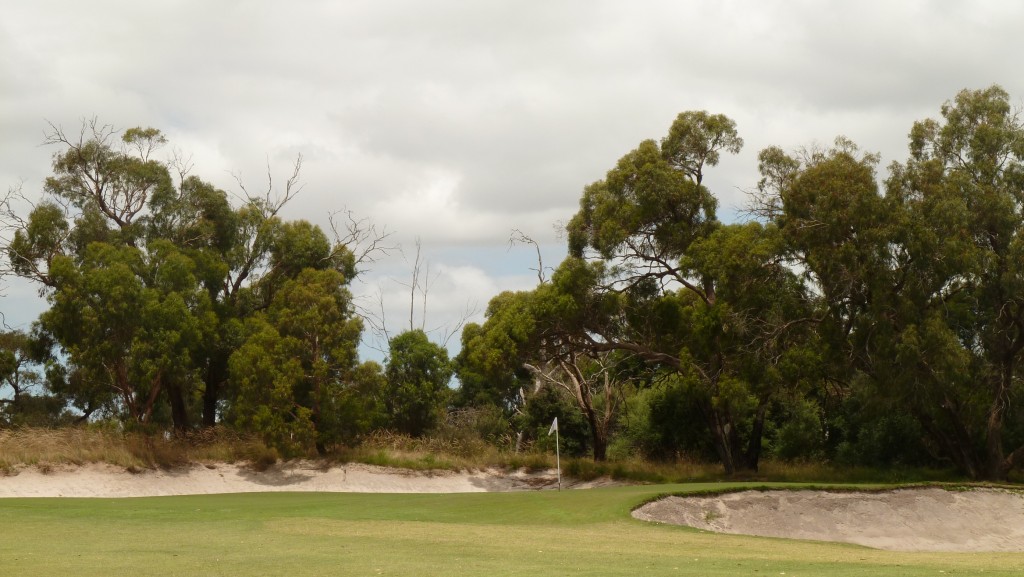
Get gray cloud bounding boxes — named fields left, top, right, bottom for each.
left=4, top=0, right=1024, bottom=353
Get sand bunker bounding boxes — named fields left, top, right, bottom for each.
left=632, top=487, right=1024, bottom=552
left=0, top=462, right=612, bottom=498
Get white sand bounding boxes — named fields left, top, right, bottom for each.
left=633, top=487, right=1024, bottom=552
left=0, top=461, right=611, bottom=498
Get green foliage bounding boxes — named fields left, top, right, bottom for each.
left=331, top=361, right=388, bottom=442
left=563, top=109, right=815, bottom=473
left=228, top=319, right=313, bottom=456
left=0, top=330, right=73, bottom=427
left=643, top=374, right=718, bottom=461
left=454, top=291, right=536, bottom=411
left=4, top=121, right=364, bottom=432
left=228, top=268, right=362, bottom=455
left=11, top=90, right=1024, bottom=477
left=39, top=241, right=213, bottom=428
left=827, top=380, right=934, bottom=468
left=770, top=397, right=825, bottom=462
left=515, top=385, right=590, bottom=458
left=606, top=385, right=659, bottom=461
left=384, top=330, right=454, bottom=437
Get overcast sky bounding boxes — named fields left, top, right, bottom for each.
left=3, top=0, right=1024, bottom=359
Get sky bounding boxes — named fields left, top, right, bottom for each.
left=3, top=0, right=1024, bottom=360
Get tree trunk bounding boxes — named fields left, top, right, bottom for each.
left=167, top=380, right=190, bottom=433
left=577, top=391, right=607, bottom=462
left=916, top=409, right=981, bottom=479
left=983, top=363, right=1014, bottom=480
left=743, top=401, right=769, bottom=472
left=312, top=375, right=327, bottom=456
left=202, top=353, right=229, bottom=427
left=592, top=431, right=608, bottom=462
left=701, top=398, right=736, bottom=475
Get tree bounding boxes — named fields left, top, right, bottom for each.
left=884, top=86, right=1024, bottom=479
left=754, top=138, right=899, bottom=465
left=384, top=329, right=453, bottom=437
left=0, top=331, right=36, bottom=421
left=228, top=268, right=363, bottom=455
left=455, top=291, right=538, bottom=412
left=0, top=330, right=68, bottom=426
left=39, top=240, right=213, bottom=429
left=457, top=284, right=631, bottom=462
left=2, top=120, right=379, bottom=430
left=755, top=86, right=1024, bottom=480
left=562, top=111, right=812, bottom=473
left=523, top=351, right=624, bottom=462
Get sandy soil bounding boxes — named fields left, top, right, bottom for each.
left=0, top=462, right=612, bottom=498
left=632, top=487, right=1024, bottom=552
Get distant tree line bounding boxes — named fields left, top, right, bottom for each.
left=3, top=86, right=1024, bottom=480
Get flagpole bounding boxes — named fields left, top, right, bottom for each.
left=548, top=417, right=561, bottom=491
left=555, top=422, right=561, bottom=491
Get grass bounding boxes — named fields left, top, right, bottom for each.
left=0, top=426, right=276, bottom=473
left=3, top=484, right=1024, bottom=576
left=1, top=426, right=969, bottom=487
left=1, top=427, right=1021, bottom=575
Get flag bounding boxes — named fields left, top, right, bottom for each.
left=548, top=417, right=558, bottom=436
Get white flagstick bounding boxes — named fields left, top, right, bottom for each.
left=548, top=417, right=561, bottom=491
left=555, top=424, right=561, bottom=491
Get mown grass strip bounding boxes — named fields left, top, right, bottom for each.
left=2, top=484, right=1023, bottom=577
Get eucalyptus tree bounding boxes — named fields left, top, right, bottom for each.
left=884, top=86, right=1024, bottom=479
left=455, top=290, right=538, bottom=412
left=559, top=111, right=814, bottom=472
left=0, top=331, right=33, bottom=422
left=2, top=120, right=365, bottom=430
left=457, top=278, right=633, bottom=462
left=754, top=139, right=911, bottom=466
left=0, top=330, right=65, bottom=426
left=755, top=86, right=1024, bottom=480
left=228, top=268, right=363, bottom=454
left=384, top=329, right=453, bottom=437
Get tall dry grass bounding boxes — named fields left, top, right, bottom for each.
left=0, top=427, right=275, bottom=474
left=0, top=426, right=964, bottom=485
left=334, top=430, right=513, bottom=471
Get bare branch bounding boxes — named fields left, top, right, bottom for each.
left=406, top=238, right=422, bottom=332
left=0, top=182, right=73, bottom=288
left=232, top=154, right=304, bottom=217
left=168, top=147, right=194, bottom=187
left=509, top=228, right=548, bottom=284
left=356, top=285, right=393, bottom=354
left=438, top=301, right=479, bottom=348
left=328, top=208, right=397, bottom=276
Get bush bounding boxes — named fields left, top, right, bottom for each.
left=641, top=377, right=717, bottom=461
left=771, top=397, right=825, bottom=461
left=514, top=386, right=589, bottom=458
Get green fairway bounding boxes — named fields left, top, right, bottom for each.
left=2, top=484, right=1022, bottom=576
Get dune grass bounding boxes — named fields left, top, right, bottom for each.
left=2, top=484, right=1022, bottom=576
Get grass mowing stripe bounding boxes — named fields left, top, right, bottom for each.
left=2, top=484, right=1022, bottom=576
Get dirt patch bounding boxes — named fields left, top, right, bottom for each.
left=632, top=487, right=1024, bottom=552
